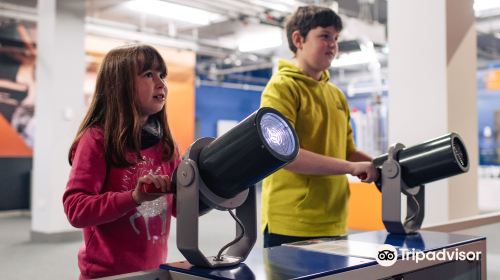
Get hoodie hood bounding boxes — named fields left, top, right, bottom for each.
left=277, top=59, right=330, bottom=85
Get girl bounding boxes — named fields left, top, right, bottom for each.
left=63, top=44, right=180, bottom=279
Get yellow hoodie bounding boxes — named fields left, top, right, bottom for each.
left=260, top=59, right=356, bottom=237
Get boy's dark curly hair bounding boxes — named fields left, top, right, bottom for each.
left=285, top=6, right=343, bottom=53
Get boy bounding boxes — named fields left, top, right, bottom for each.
left=260, top=5, right=378, bottom=248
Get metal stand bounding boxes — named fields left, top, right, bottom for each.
left=381, top=143, right=425, bottom=234
left=175, top=138, right=257, bottom=268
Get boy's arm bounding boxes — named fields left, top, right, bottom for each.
left=347, top=149, right=373, bottom=162
left=284, top=148, right=378, bottom=182
left=285, top=148, right=353, bottom=175
left=284, top=148, right=378, bottom=183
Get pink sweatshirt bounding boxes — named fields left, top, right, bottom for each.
left=63, top=127, right=180, bottom=279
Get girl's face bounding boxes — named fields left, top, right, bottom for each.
left=134, top=65, right=167, bottom=124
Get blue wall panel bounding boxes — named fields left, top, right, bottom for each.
left=195, top=85, right=262, bottom=138
left=477, top=90, right=500, bottom=133
left=195, top=77, right=500, bottom=165
left=477, top=90, right=500, bottom=165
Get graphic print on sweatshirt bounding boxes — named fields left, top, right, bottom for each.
left=123, top=155, right=168, bottom=241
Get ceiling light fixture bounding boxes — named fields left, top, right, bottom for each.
left=238, top=30, right=282, bottom=52
left=331, top=50, right=375, bottom=68
left=473, top=0, right=500, bottom=12
left=124, top=0, right=225, bottom=26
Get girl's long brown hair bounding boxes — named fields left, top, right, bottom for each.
left=69, top=44, right=175, bottom=167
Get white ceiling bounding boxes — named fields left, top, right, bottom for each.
left=1, top=0, right=500, bottom=66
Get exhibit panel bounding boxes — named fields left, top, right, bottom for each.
left=100, top=231, right=485, bottom=280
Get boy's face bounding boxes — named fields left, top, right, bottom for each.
left=296, top=26, right=339, bottom=73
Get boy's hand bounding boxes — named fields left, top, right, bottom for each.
left=350, top=162, right=378, bottom=183
left=132, top=174, right=173, bottom=205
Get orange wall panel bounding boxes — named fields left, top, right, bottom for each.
left=347, top=182, right=385, bottom=231
left=166, top=64, right=195, bottom=154
left=0, top=114, right=32, bottom=157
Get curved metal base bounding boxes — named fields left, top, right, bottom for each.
left=381, top=143, right=425, bottom=234
left=175, top=138, right=257, bottom=268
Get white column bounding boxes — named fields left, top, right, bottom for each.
left=388, top=0, right=478, bottom=225
left=31, top=0, right=85, bottom=240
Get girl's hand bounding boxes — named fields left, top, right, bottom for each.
left=132, top=173, right=173, bottom=205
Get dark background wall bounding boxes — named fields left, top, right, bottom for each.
left=0, top=157, right=31, bottom=210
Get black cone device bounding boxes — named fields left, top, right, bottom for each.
left=374, top=132, right=470, bottom=234
left=175, top=107, right=299, bottom=268
left=198, top=107, right=298, bottom=198
left=373, top=132, right=469, bottom=188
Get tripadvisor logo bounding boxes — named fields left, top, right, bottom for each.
left=376, top=244, right=398, bottom=267
left=400, top=248, right=481, bottom=263
left=375, top=244, right=482, bottom=267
